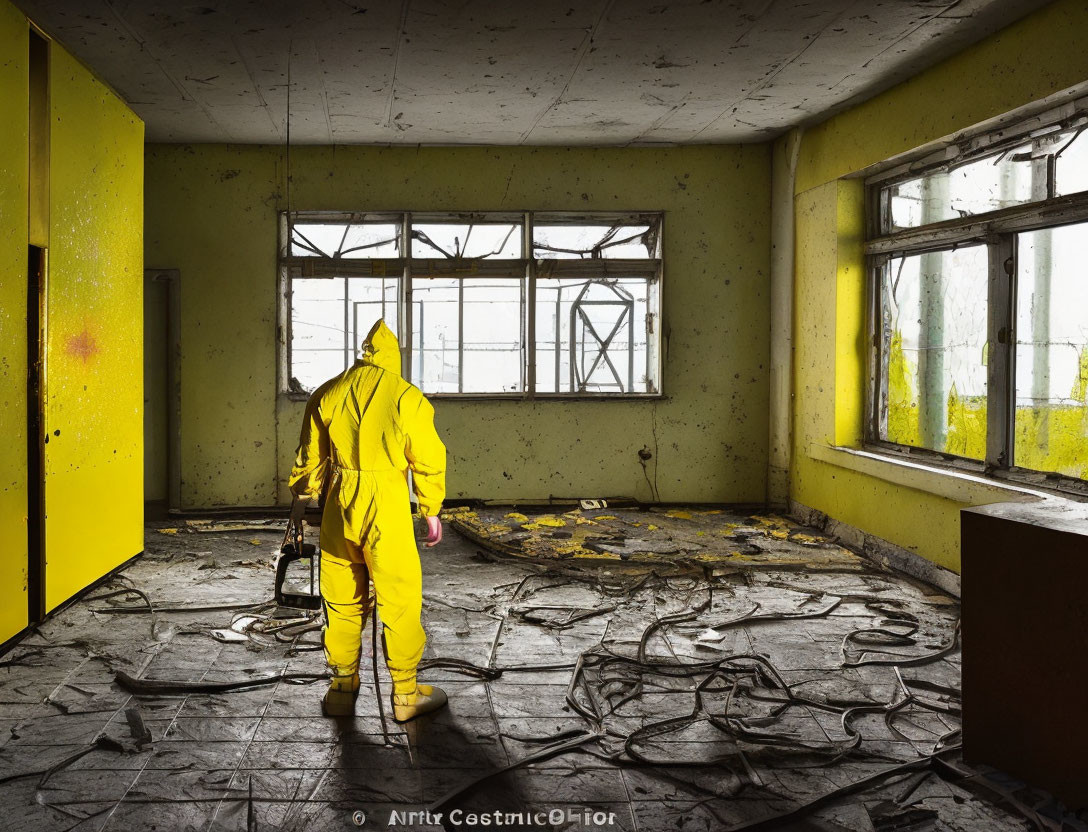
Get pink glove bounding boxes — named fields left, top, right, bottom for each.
left=424, top=515, right=443, bottom=548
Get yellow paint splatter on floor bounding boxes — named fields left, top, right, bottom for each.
left=522, top=515, right=567, bottom=530
left=444, top=505, right=862, bottom=569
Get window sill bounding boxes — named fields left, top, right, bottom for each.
left=426, top=393, right=666, bottom=402
left=808, top=443, right=1043, bottom=504
left=279, top=391, right=667, bottom=403
left=810, top=444, right=1088, bottom=539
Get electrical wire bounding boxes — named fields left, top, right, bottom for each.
left=91, top=528, right=1042, bottom=832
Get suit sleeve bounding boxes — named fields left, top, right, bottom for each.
left=288, top=385, right=330, bottom=500
left=401, top=387, right=447, bottom=516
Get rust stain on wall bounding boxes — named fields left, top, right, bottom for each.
left=66, top=326, right=99, bottom=362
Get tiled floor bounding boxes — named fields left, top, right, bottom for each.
left=0, top=510, right=1078, bottom=831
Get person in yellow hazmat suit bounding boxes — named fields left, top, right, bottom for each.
left=288, top=319, right=448, bottom=721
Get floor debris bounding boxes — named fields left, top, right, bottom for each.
left=0, top=509, right=1083, bottom=832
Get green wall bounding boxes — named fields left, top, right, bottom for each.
left=786, top=0, right=1088, bottom=572
left=144, top=145, right=772, bottom=508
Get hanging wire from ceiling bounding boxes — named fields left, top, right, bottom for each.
left=285, top=40, right=293, bottom=251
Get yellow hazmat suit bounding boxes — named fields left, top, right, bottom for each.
left=289, top=320, right=446, bottom=696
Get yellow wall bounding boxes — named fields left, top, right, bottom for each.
left=788, top=0, right=1088, bottom=572
left=43, top=47, right=144, bottom=611
left=144, top=145, right=772, bottom=508
left=0, top=0, right=144, bottom=630
left=0, top=1, right=29, bottom=643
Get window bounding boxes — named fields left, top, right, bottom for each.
left=868, top=110, right=1088, bottom=493
left=280, top=212, right=662, bottom=397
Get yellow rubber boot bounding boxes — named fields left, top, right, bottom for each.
left=392, top=684, right=448, bottom=723
left=323, top=673, right=360, bottom=717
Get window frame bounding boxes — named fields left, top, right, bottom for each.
left=865, top=108, right=1088, bottom=499
left=278, top=211, right=665, bottom=401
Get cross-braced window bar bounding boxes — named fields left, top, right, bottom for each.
left=278, top=211, right=663, bottom=399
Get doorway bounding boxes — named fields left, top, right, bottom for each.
left=27, top=247, right=45, bottom=623
left=143, top=269, right=181, bottom=513
left=26, top=28, right=48, bottom=624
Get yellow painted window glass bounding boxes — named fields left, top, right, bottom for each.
left=881, top=246, right=988, bottom=459
left=1014, top=223, right=1088, bottom=479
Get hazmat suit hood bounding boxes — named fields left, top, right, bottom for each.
left=360, top=320, right=402, bottom=375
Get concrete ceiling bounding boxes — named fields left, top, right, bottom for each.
left=19, top=0, right=1051, bottom=145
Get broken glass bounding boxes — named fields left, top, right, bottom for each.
left=1014, top=223, right=1088, bottom=479
left=880, top=246, right=988, bottom=459
left=1055, top=127, right=1088, bottom=196
left=533, top=220, right=659, bottom=259
left=411, top=221, right=522, bottom=259
left=284, top=212, right=664, bottom=396
left=884, top=126, right=1088, bottom=232
left=290, top=219, right=401, bottom=258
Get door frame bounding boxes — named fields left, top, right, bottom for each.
left=145, top=269, right=181, bottom=511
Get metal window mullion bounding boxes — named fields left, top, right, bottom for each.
left=457, top=278, right=464, bottom=394
left=554, top=285, right=562, bottom=392
left=867, top=189, right=1088, bottom=256
left=343, top=276, right=350, bottom=371
left=352, top=302, right=360, bottom=367
left=401, top=212, right=412, bottom=382
left=985, top=234, right=1016, bottom=470
left=653, top=230, right=663, bottom=394
left=525, top=211, right=535, bottom=399
left=867, top=257, right=889, bottom=442
left=626, top=299, right=634, bottom=393
left=282, top=271, right=291, bottom=392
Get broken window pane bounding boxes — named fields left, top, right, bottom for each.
left=283, top=212, right=664, bottom=397
left=290, top=277, right=398, bottom=392
left=535, top=278, right=657, bottom=394
left=887, top=148, right=1034, bottom=231
left=411, top=278, right=524, bottom=394
left=1055, top=128, right=1088, bottom=196
left=1014, top=223, right=1088, bottom=479
left=411, top=221, right=522, bottom=259
left=880, top=246, right=988, bottom=459
left=533, top=220, right=659, bottom=259
left=290, top=219, right=401, bottom=258
left=884, top=128, right=1088, bottom=232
